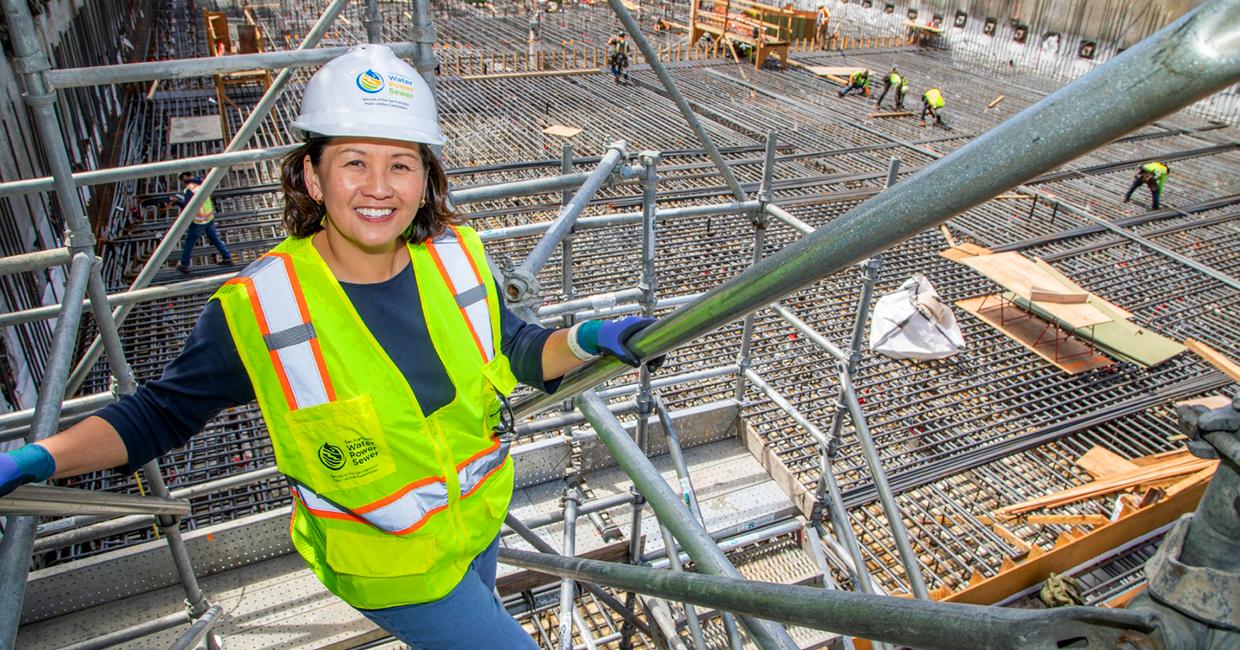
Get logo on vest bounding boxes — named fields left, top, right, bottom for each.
left=318, top=442, right=346, bottom=470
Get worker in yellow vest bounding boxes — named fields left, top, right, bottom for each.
left=920, top=87, right=945, bottom=127
left=171, top=171, right=232, bottom=273
left=1124, top=161, right=1169, bottom=209
left=1, top=45, right=661, bottom=646
left=838, top=69, right=870, bottom=98
left=874, top=67, right=902, bottom=110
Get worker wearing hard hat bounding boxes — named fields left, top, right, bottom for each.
left=839, top=69, right=870, bottom=98
left=920, top=87, right=945, bottom=127
left=1, top=44, right=662, bottom=646
left=607, top=31, right=631, bottom=84
left=874, top=67, right=903, bottom=110
left=1124, top=161, right=1169, bottom=209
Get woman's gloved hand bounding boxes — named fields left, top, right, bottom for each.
left=572, top=316, right=664, bottom=369
left=0, top=444, right=56, bottom=497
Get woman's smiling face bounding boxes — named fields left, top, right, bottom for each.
left=304, top=136, right=427, bottom=258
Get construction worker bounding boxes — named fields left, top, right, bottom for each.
left=607, top=31, right=631, bottom=84
left=920, top=86, right=945, bottom=127
left=874, top=67, right=902, bottom=109
left=170, top=171, right=232, bottom=272
left=838, top=68, right=869, bottom=98
left=814, top=5, right=830, bottom=48
left=0, top=44, right=661, bottom=647
left=1124, top=161, right=1169, bottom=209
left=895, top=75, right=910, bottom=109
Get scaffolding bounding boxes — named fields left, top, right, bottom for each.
left=0, top=0, right=1239, bottom=647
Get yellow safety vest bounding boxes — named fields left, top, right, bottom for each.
left=213, top=225, right=518, bottom=609
left=924, top=88, right=944, bottom=109
left=1142, top=161, right=1168, bottom=183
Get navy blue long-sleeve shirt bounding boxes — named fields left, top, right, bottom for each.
left=100, top=262, right=557, bottom=472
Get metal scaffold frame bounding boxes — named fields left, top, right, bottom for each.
left=0, top=0, right=1238, bottom=647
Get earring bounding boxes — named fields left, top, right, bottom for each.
left=419, top=198, right=426, bottom=208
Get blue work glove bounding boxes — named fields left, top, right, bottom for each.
left=575, top=316, right=663, bottom=369
left=0, top=444, right=56, bottom=497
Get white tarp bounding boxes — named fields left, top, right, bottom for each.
left=869, top=274, right=965, bottom=360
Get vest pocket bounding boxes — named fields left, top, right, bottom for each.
left=479, top=356, right=518, bottom=435
left=325, top=526, right=439, bottom=577
left=285, top=395, right=396, bottom=496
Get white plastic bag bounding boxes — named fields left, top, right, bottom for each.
left=868, top=274, right=965, bottom=360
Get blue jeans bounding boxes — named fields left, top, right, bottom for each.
left=356, top=536, right=537, bottom=649
left=179, top=220, right=231, bottom=268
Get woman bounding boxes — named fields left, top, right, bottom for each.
left=0, top=44, right=655, bottom=647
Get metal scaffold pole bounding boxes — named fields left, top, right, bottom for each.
left=576, top=391, right=802, bottom=650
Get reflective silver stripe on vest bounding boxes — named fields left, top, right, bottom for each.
left=433, top=229, right=494, bottom=362
left=294, top=480, right=450, bottom=535
left=294, top=441, right=509, bottom=533
left=241, top=254, right=331, bottom=410
left=459, top=441, right=510, bottom=498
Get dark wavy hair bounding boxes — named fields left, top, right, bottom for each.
left=280, top=137, right=462, bottom=244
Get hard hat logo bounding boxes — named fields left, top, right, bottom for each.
left=291, top=44, right=447, bottom=146
left=356, top=69, right=385, bottom=93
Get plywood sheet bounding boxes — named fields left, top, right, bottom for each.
left=542, top=124, right=583, bottom=138
left=957, top=295, right=1113, bottom=374
left=168, top=115, right=223, bottom=144
left=1076, top=446, right=1139, bottom=479
left=960, top=252, right=1113, bottom=328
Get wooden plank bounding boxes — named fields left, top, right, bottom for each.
left=987, top=95, right=1005, bottom=109
left=943, top=478, right=1209, bottom=605
left=990, top=523, right=1031, bottom=553
left=869, top=111, right=914, bottom=118
left=1025, top=514, right=1110, bottom=527
left=959, top=252, right=1113, bottom=328
left=938, top=225, right=958, bottom=248
left=1175, top=395, right=1233, bottom=410
left=1131, top=449, right=1193, bottom=467
left=542, top=124, right=583, bottom=138
left=939, top=247, right=972, bottom=262
left=957, top=242, right=993, bottom=255
left=1185, top=339, right=1240, bottom=383
left=1029, top=286, right=1089, bottom=304
left=1166, top=467, right=1215, bottom=496
left=1075, top=446, right=1139, bottom=479
left=957, top=295, right=1113, bottom=374
left=997, top=456, right=1215, bottom=517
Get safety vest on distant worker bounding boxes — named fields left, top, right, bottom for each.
left=213, top=225, right=518, bottom=609
left=923, top=88, right=944, bottom=109
left=185, top=184, right=216, bottom=224
left=1142, top=162, right=1168, bottom=190
left=886, top=72, right=901, bottom=86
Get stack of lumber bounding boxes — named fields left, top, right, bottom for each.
left=995, top=447, right=1215, bottom=521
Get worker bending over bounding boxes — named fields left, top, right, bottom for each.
left=1124, top=161, right=1169, bottom=209
left=874, top=67, right=902, bottom=109
left=920, top=87, right=945, bottom=127
left=839, top=69, right=870, bottom=98
left=607, top=31, right=631, bottom=84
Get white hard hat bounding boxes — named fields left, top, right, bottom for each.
left=291, top=44, right=446, bottom=145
